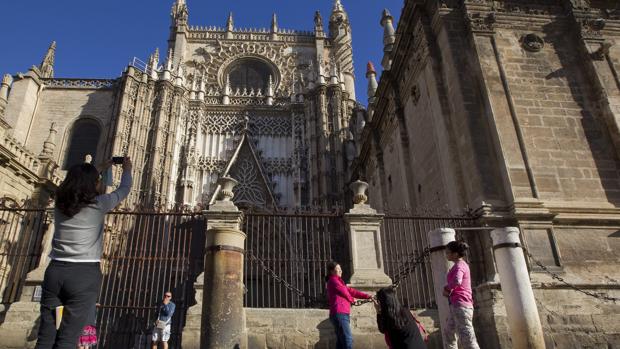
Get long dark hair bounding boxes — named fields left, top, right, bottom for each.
left=55, top=163, right=100, bottom=217
left=377, top=287, right=412, bottom=331
left=446, top=240, right=469, bottom=258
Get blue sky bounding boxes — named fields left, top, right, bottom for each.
left=0, top=0, right=402, bottom=105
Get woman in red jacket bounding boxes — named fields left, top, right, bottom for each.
left=325, top=261, right=372, bottom=349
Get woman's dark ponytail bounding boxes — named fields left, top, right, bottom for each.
left=446, top=240, right=469, bottom=258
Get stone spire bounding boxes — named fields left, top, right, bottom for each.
left=314, top=11, right=324, bottom=36
left=162, top=49, right=174, bottom=81
left=226, top=12, right=234, bottom=39
left=0, top=74, right=11, bottom=102
left=366, top=62, right=378, bottom=104
left=381, top=9, right=396, bottom=70
left=39, top=41, right=56, bottom=79
left=171, top=0, right=189, bottom=27
left=333, top=0, right=344, bottom=13
left=0, top=74, right=11, bottom=118
left=148, top=48, right=160, bottom=80
left=329, top=0, right=355, bottom=100
left=270, top=13, right=279, bottom=40
left=271, top=13, right=278, bottom=33
left=39, top=122, right=58, bottom=158
left=330, top=0, right=349, bottom=35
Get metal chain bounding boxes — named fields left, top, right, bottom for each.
left=244, top=250, right=325, bottom=307
left=523, top=248, right=619, bottom=304
left=246, top=247, right=432, bottom=308
left=352, top=247, right=432, bottom=306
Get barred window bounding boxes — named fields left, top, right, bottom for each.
left=63, top=119, right=101, bottom=169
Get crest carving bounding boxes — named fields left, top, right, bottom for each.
left=190, top=40, right=299, bottom=98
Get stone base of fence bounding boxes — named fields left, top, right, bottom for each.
left=245, top=306, right=443, bottom=349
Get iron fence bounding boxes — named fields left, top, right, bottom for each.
left=96, top=211, right=205, bottom=349
left=243, top=212, right=349, bottom=308
left=0, top=204, right=482, bottom=347
left=380, top=215, right=476, bottom=309
left=0, top=208, right=48, bottom=305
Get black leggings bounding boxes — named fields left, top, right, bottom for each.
left=35, top=261, right=102, bottom=349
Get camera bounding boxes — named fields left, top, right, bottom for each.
left=112, top=157, right=125, bottom=165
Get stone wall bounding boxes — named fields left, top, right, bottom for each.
left=31, top=88, right=116, bottom=167
left=245, top=306, right=441, bottom=349
left=534, top=288, right=620, bottom=349
left=0, top=164, right=37, bottom=204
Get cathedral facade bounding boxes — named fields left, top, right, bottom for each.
left=0, top=0, right=363, bottom=210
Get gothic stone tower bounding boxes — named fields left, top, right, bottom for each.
left=107, top=0, right=361, bottom=210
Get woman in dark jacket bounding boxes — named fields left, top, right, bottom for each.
left=375, top=287, right=426, bottom=349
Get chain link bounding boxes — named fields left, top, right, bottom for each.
left=246, top=247, right=433, bottom=308
left=523, top=248, right=619, bottom=304
left=244, top=250, right=325, bottom=307
left=247, top=243, right=619, bottom=308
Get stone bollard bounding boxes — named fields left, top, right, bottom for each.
left=491, top=227, right=545, bottom=349
left=201, top=177, right=247, bottom=349
left=428, top=228, right=456, bottom=349
left=344, top=180, right=392, bottom=292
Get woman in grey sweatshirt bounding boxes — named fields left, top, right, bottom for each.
left=35, top=158, right=132, bottom=349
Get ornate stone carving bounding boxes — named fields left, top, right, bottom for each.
left=263, top=157, right=293, bottom=175
left=350, top=180, right=369, bottom=205
left=217, top=176, right=238, bottom=201
left=42, top=78, right=117, bottom=89
left=466, top=12, right=496, bottom=34
left=521, top=34, right=545, bottom=52
left=201, top=113, right=292, bottom=136
left=231, top=158, right=267, bottom=206
left=193, top=40, right=299, bottom=98
left=196, top=157, right=227, bottom=173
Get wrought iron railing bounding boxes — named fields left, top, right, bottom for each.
left=242, top=211, right=349, bottom=308
left=380, top=215, right=476, bottom=309
left=96, top=211, right=205, bottom=349
left=0, top=207, right=48, bottom=305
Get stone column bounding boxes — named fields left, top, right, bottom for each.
left=344, top=180, right=392, bottom=292
left=491, top=227, right=545, bottom=349
left=0, top=208, right=54, bottom=349
left=428, top=228, right=456, bottom=348
left=202, top=177, right=247, bottom=349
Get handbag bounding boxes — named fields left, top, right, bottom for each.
left=155, top=319, right=167, bottom=330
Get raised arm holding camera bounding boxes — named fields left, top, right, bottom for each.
left=35, top=157, right=132, bottom=349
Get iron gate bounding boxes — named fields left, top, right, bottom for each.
left=243, top=211, right=349, bottom=308
left=380, top=215, right=475, bottom=309
left=97, top=212, right=205, bottom=349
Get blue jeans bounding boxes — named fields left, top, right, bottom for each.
left=330, top=313, right=352, bottom=349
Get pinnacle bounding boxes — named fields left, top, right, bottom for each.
left=366, top=62, right=376, bottom=76
left=333, top=0, right=344, bottom=12
left=381, top=9, right=393, bottom=25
